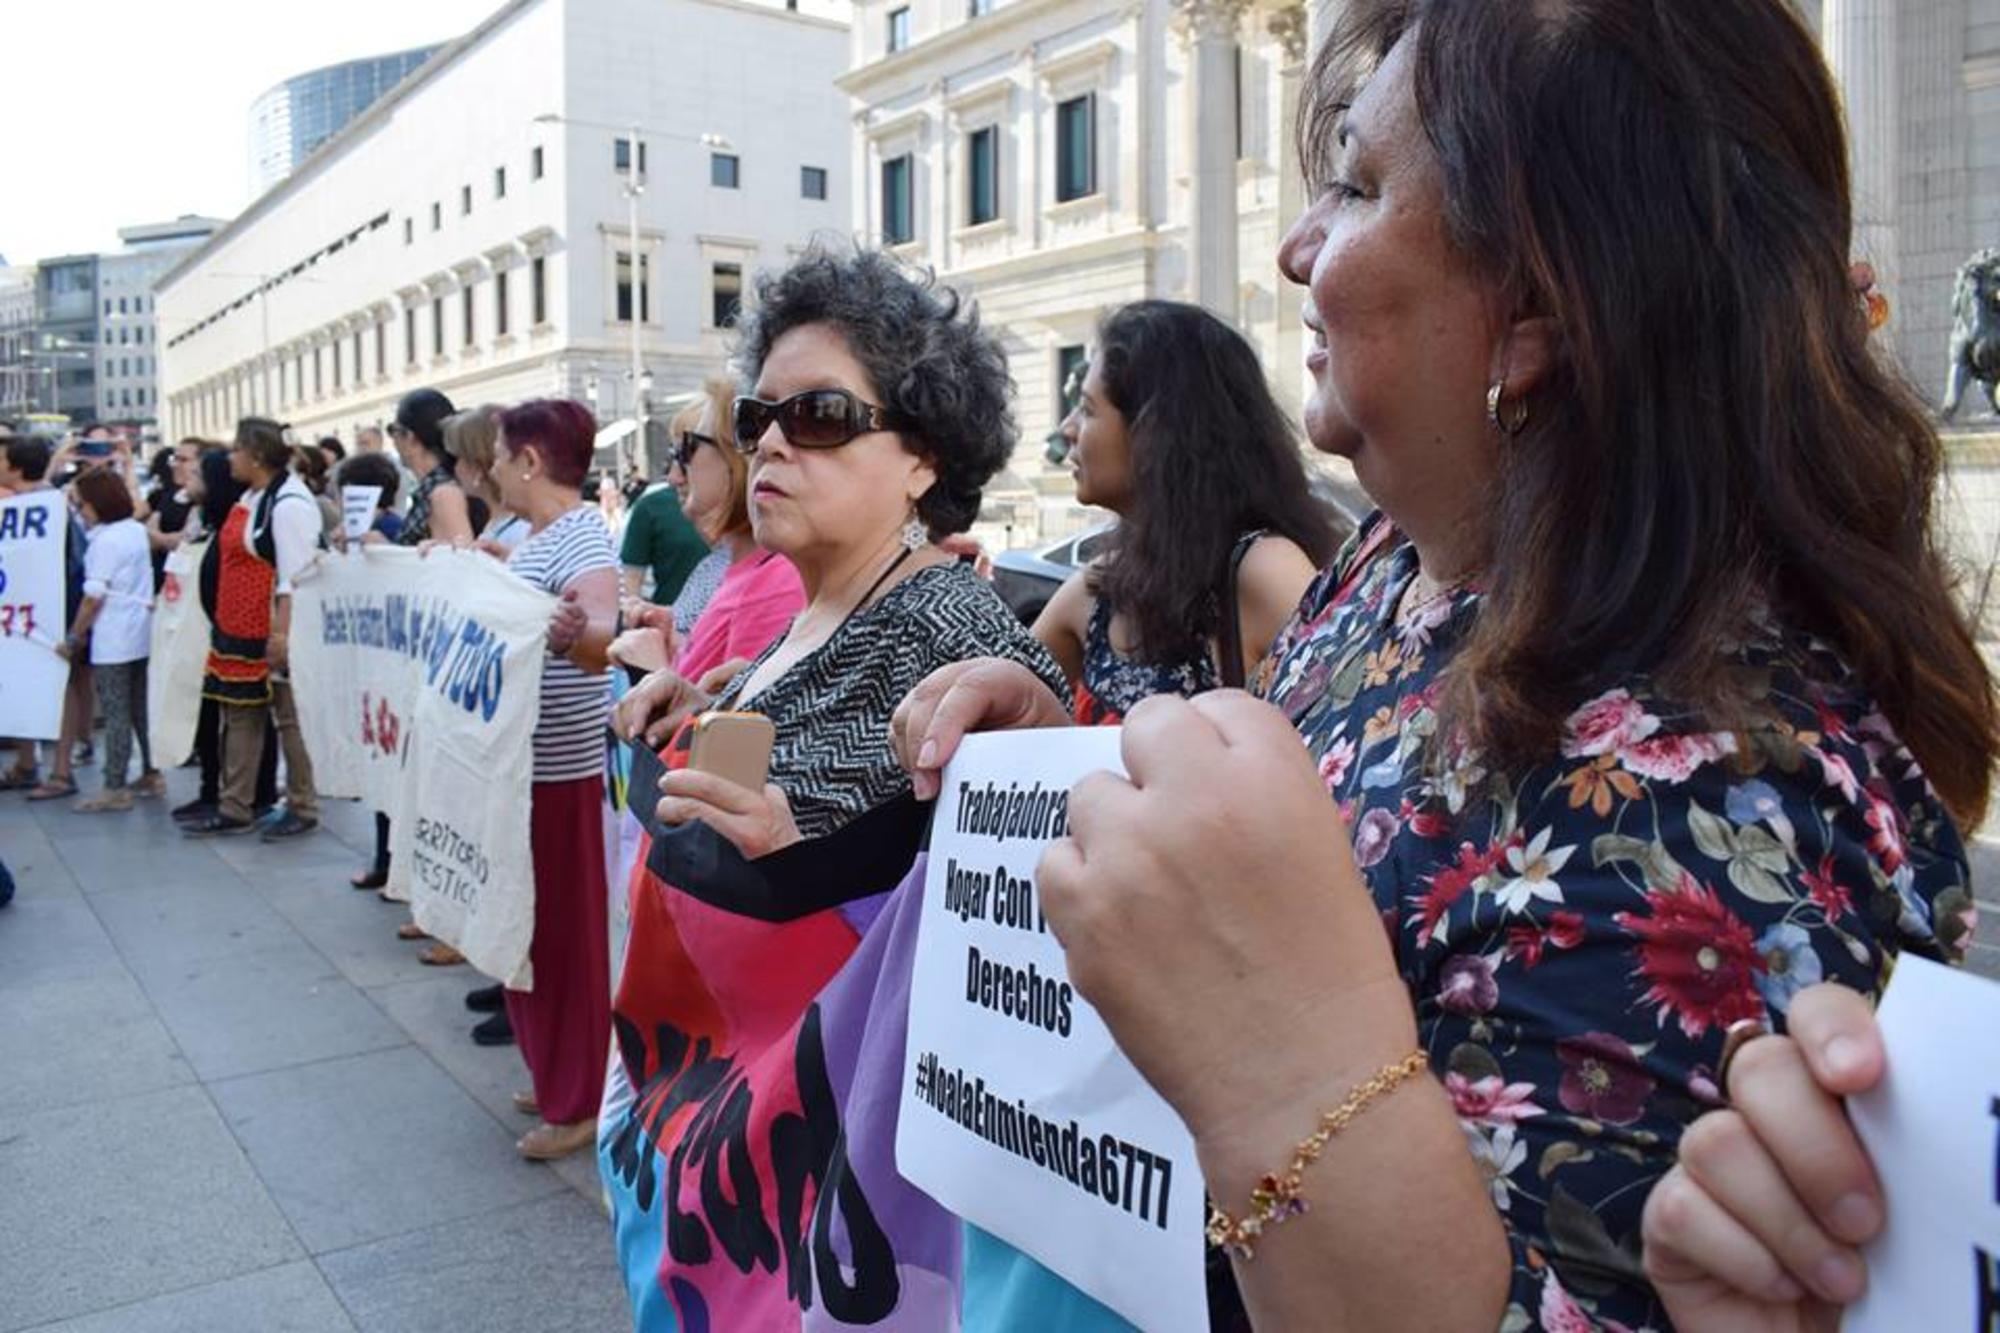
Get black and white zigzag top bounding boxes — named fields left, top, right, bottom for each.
left=713, top=561, right=1070, bottom=839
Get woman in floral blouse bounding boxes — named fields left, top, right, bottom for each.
left=895, top=1, right=1995, bottom=1329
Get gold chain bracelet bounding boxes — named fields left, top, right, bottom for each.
left=1205, top=1051, right=1431, bottom=1261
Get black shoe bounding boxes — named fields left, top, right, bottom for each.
left=259, top=811, right=320, bottom=842
left=350, top=864, right=390, bottom=890
left=465, top=983, right=505, bottom=1013
left=171, top=798, right=217, bottom=824
left=471, top=1011, right=514, bottom=1046
left=182, top=813, right=255, bottom=838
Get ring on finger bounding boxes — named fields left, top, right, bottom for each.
left=1718, top=1016, right=1771, bottom=1102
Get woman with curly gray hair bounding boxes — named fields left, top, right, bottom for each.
left=600, top=247, right=1067, bottom=1326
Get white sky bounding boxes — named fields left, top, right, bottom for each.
left=1, top=0, right=502, bottom=267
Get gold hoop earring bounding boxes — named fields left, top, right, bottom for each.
left=1487, top=381, right=1529, bottom=437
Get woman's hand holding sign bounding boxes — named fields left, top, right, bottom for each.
left=1642, top=983, right=1887, bottom=1331
left=1037, top=690, right=1507, bottom=1332
left=891, top=657, right=1072, bottom=800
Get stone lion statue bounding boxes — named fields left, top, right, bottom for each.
left=1942, top=247, right=2000, bottom=420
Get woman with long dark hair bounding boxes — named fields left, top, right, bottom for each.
left=1037, top=300, right=1341, bottom=722
left=893, top=1, right=1996, bottom=1327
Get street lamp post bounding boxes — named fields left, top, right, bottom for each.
left=625, top=126, right=645, bottom=493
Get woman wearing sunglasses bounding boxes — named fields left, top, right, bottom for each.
left=610, top=378, right=805, bottom=687
left=601, top=249, right=1067, bottom=1327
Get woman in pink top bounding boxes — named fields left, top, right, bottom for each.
left=612, top=379, right=803, bottom=687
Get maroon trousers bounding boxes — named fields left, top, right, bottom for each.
left=505, top=775, right=609, bottom=1125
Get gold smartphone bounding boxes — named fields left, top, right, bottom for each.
left=687, top=711, right=776, bottom=792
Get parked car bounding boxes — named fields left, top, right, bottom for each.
left=990, top=472, right=1367, bottom=627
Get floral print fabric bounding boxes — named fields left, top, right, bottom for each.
left=1253, top=513, right=1973, bottom=1330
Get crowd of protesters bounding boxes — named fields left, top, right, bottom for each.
left=3, top=2, right=1996, bottom=1328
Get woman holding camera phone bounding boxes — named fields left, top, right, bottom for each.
left=600, top=249, right=1065, bottom=1326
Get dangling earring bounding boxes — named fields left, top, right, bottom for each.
left=901, top=515, right=928, bottom=551
left=1487, top=381, right=1529, bottom=437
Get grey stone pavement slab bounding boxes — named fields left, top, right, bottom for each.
left=317, top=1194, right=629, bottom=1333
left=0, top=762, right=621, bottom=1332
left=23, top=1263, right=357, bottom=1333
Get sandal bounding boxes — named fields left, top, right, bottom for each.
left=0, top=766, right=41, bottom=792
left=26, top=778, right=78, bottom=801
left=75, top=790, right=134, bottom=813
left=350, top=865, right=390, bottom=890
left=418, top=943, right=466, bottom=966
left=132, top=772, right=167, bottom=799
left=512, top=1091, right=539, bottom=1116
left=395, top=922, right=430, bottom=941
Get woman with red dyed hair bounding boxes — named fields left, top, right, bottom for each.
left=488, top=397, right=621, bottom=1159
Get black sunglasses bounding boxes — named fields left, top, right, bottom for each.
left=671, top=430, right=718, bottom=471
left=732, top=389, right=910, bottom=454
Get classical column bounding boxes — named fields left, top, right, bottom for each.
left=1270, top=3, right=1311, bottom=418
left=1180, top=0, right=1247, bottom=321
left=1821, top=0, right=1899, bottom=297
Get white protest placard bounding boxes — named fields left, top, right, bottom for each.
left=340, top=485, right=382, bottom=543
left=896, top=728, right=1208, bottom=1333
left=147, top=538, right=211, bottom=766
left=0, top=491, right=69, bottom=740
left=291, top=546, right=552, bottom=988
left=1845, top=954, right=2000, bottom=1332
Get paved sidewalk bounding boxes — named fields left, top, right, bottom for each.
left=0, top=764, right=628, bottom=1333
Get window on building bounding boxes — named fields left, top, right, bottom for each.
left=881, top=154, right=915, bottom=245
left=353, top=329, right=364, bottom=382
left=138, top=387, right=148, bottom=407
left=712, top=263, right=743, bottom=329
left=118, top=297, right=128, bottom=314
left=711, top=153, right=740, bottom=189
left=532, top=256, right=547, bottom=325
left=531, top=145, right=544, bottom=180
left=1055, top=94, right=1097, bottom=202
left=333, top=339, right=342, bottom=390
left=887, top=5, right=911, bottom=51
left=462, top=286, right=475, bottom=347
left=615, top=137, right=648, bottom=174
left=376, top=320, right=387, bottom=375
left=431, top=201, right=441, bottom=230
left=432, top=297, right=444, bottom=356
left=1057, top=343, right=1087, bottom=417
left=969, top=0, right=994, bottom=15
left=494, top=165, right=507, bottom=199
left=461, top=184, right=472, bottom=215
left=801, top=165, right=828, bottom=200
left=404, top=307, right=416, bottom=366
left=404, top=217, right=414, bottom=244
left=103, top=299, right=112, bottom=317
left=313, top=346, right=323, bottom=397
left=615, top=251, right=651, bottom=323
left=495, top=269, right=510, bottom=336
left=968, top=125, right=1000, bottom=225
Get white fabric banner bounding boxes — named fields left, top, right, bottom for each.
left=291, top=547, right=553, bottom=988
left=0, top=491, right=70, bottom=741
left=896, top=728, right=1209, bottom=1333
left=148, top=539, right=211, bottom=767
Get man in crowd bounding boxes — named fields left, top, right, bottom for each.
left=619, top=471, right=707, bottom=606
left=182, top=418, right=322, bottom=841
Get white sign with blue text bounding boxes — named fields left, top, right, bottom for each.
left=0, top=491, right=69, bottom=740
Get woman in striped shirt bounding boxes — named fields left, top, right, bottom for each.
left=487, top=397, right=620, bottom=1160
